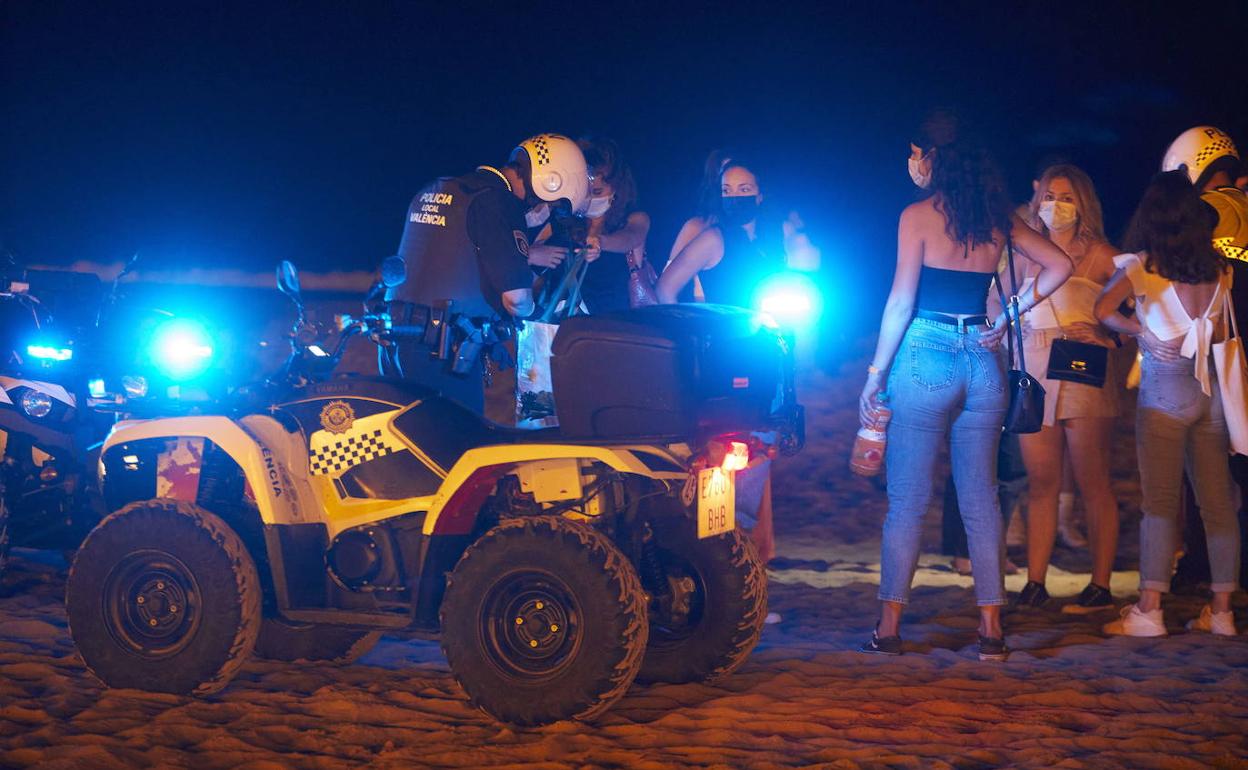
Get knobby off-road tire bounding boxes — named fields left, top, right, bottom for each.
left=66, top=499, right=262, bottom=695
left=637, top=522, right=768, bottom=684
left=254, top=618, right=381, bottom=664
left=440, top=515, right=648, bottom=726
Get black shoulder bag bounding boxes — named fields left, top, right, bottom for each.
left=995, top=236, right=1046, bottom=434
left=1044, top=255, right=1109, bottom=388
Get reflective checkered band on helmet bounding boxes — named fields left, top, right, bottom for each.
left=1196, top=137, right=1238, bottom=166
left=533, top=135, right=550, bottom=165
left=309, top=429, right=395, bottom=476
left=1215, top=236, right=1247, bottom=263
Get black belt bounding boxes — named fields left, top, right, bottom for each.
left=915, top=310, right=990, bottom=333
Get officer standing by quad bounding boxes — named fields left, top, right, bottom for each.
left=387, top=134, right=590, bottom=424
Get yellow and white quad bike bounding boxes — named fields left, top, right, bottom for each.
left=66, top=260, right=804, bottom=726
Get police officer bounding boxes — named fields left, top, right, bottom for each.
left=1160, top=125, right=1248, bottom=592
left=388, top=134, right=589, bottom=423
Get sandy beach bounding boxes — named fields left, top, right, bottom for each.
left=3, top=364, right=1247, bottom=769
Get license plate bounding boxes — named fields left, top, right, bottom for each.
left=697, top=467, right=735, bottom=539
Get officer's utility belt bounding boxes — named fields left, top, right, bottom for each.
left=388, top=299, right=515, bottom=376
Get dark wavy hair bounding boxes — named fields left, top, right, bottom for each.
left=929, top=139, right=1013, bottom=250
left=693, top=149, right=738, bottom=220
left=578, top=135, right=638, bottom=233
left=1123, top=170, right=1222, bottom=284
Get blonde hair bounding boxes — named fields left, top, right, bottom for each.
left=1026, top=164, right=1108, bottom=246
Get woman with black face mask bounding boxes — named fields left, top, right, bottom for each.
left=656, top=158, right=785, bottom=602
left=657, top=159, right=784, bottom=306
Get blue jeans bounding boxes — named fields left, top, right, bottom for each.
left=1137, top=354, right=1241, bottom=594
left=880, top=318, right=1009, bottom=606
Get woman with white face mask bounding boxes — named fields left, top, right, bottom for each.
left=528, top=136, right=650, bottom=314
left=1008, top=164, right=1125, bottom=614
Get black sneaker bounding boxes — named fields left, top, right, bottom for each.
left=1061, top=583, right=1114, bottom=615
left=1013, top=580, right=1050, bottom=608
left=977, top=635, right=1009, bottom=661
left=859, top=626, right=902, bottom=656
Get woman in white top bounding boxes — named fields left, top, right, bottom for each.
left=1008, top=165, right=1124, bottom=613
left=1095, top=170, right=1240, bottom=638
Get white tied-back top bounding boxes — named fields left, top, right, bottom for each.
left=1114, top=252, right=1230, bottom=395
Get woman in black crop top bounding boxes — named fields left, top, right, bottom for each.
left=858, top=119, right=1071, bottom=661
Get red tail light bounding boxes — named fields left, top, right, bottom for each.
left=701, top=439, right=751, bottom=472
left=721, top=441, right=749, bottom=472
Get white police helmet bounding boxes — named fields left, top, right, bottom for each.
left=1162, top=126, right=1240, bottom=185
left=513, top=134, right=590, bottom=214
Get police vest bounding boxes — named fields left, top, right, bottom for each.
left=395, top=172, right=504, bottom=319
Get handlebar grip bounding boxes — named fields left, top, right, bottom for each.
left=388, top=324, right=427, bottom=339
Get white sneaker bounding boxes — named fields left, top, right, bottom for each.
left=1103, top=604, right=1168, bottom=637
left=1185, top=605, right=1237, bottom=636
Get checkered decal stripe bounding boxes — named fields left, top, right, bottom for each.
left=1195, top=137, right=1236, bottom=166
left=1214, top=236, right=1246, bottom=263
left=309, top=429, right=395, bottom=476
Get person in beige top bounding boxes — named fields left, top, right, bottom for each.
left=1007, top=165, right=1124, bottom=613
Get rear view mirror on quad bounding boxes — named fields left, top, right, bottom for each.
left=276, top=260, right=303, bottom=306
left=379, top=255, right=406, bottom=290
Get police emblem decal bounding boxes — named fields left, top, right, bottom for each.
left=513, top=230, right=529, bottom=257
left=319, top=400, right=355, bottom=434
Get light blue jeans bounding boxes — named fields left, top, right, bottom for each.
left=1137, top=354, right=1241, bottom=594
left=880, top=318, right=1008, bottom=606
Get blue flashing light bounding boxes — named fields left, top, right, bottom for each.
left=88, top=378, right=107, bottom=398
left=755, top=271, right=823, bottom=330
left=27, top=344, right=73, bottom=362
left=150, top=318, right=215, bottom=380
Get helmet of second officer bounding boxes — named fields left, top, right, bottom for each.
left=1162, top=126, right=1240, bottom=186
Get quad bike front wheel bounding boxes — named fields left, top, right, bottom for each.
left=66, top=499, right=262, bottom=695
left=636, top=520, right=767, bottom=684
left=440, top=515, right=648, bottom=726
left=254, top=618, right=381, bottom=664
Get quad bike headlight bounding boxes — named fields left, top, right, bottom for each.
left=20, top=389, right=54, bottom=419
left=122, top=375, right=149, bottom=398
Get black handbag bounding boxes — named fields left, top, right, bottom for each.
left=1043, top=253, right=1109, bottom=388
left=1046, top=337, right=1108, bottom=387
left=995, top=237, right=1046, bottom=434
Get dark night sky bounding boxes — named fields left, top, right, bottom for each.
left=3, top=1, right=1246, bottom=327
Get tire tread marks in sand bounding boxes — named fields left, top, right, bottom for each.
left=440, top=515, right=648, bottom=726
left=66, top=498, right=261, bottom=695
left=254, top=619, right=381, bottom=664
left=638, top=523, right=767, bottom=684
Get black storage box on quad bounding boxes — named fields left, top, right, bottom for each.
left=550, top=304, right=786, bottom=440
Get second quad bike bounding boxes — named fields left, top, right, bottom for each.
left=67, top=258, right=803, bottom=725
left=0, top=257, right=219, bottom=582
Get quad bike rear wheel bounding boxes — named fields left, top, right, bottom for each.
left=440, top=515, right=648, bottom=726
left=66, top=499, right=262, bottom=695
left=254, top=618, right=381, bottom=664
left=636, top=520, right=767, bottom=684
